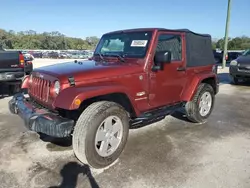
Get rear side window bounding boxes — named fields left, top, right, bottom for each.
left=156, top=34, right=182, bottom=61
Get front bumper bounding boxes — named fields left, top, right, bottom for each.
left=216, top=80, right=219, bottom=94
left=230, top=66, right=250, bottom=79
left=9, top=93, right=74, bottom=138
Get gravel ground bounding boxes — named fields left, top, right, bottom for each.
left=1, top=61, right=250, bottom=188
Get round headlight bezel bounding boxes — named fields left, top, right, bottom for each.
left=230, top=60, right=238, bottom=66
left=54, top=80, right=60, bottom=95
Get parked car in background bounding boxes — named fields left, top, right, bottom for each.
left=32, top=51, right=43, bottom=58
left=24, top=57, right=33, bottom=75
left=69, top=52, right=88, bottom=59
left=47, top=51, right=60, bottom=59
left=87, top=51, right=94, bottom=58
left=213, top=50, right=243, bottom=64
left=10, top=28, right=219, bottom=169
left=0, top=48, right=26, bottom=95
left=227, top=51, right=242, bottom=62
left=213, top=50, right=223, bottom=64
left=58, top=53, right=68, bottom=59
left=22, top=52, right=34, bottom=61
left=229, top=49, right=250, bottom=84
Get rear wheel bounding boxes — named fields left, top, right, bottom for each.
left=72, top=101, right=129, bottom=169
left=185, top=83, right=215, bottom=123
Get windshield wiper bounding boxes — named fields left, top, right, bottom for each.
left=97, top=52, right=105, bottom=61
left=112, top=54, right=125, bottom=63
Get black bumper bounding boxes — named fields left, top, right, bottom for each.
left=230, top=66, right=250, bottom=79
left=216, top=81, right=219, bottom=94
left=0, top=72, right=24, bottom=82
left=9, top=93, right=74, bottom=138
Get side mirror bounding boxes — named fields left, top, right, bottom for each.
left=155, top=51, right=171, bottom=64
left=152, top=51, right=171, bottom=71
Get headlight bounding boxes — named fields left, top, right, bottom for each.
left=54, top=81, right=60, bottom=94
left=230, top=60, right=238, bottom=66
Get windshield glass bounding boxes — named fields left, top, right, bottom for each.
left=94, top=31, right=152, bottom=58
left=242, top=49, right=250, bottom=56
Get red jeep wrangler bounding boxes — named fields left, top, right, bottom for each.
left=9, top=28, right=219, bottom=169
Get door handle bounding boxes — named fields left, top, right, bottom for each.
left=177, top=67, right=186, bottom=71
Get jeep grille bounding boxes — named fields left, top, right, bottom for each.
left=29, top=76, right=50, bottom=102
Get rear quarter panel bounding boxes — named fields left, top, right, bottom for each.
left=181, top=65, right=217, bottom=101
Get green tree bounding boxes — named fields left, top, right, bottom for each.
left=2, top=28, right=249, bottom=51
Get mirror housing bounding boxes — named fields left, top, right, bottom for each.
left=155, top=51, right=171, bottom=64
left=152, top=51, right=171, bottom=71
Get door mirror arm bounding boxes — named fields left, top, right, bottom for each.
left=152, top=64, right=163, bottom=72
left=152, top=51, right=172, bottom=72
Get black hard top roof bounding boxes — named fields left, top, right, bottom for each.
left=105, top=28, right=211, bottom=37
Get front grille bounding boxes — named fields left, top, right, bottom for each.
left=239, top=66, right=250, bottom=71
left=238, top=67, right=250, bottom=73
left=29, top=76, right=50, bottom=102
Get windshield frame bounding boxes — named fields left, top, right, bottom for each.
left=94, top=31, right=153, bottom=59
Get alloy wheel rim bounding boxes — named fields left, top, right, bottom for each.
left=199, top=91, right=212, bottom=117
left=94, top=116, right=123, bottom=157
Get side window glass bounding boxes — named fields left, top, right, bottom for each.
left=156, top=34, right=182, bottom=61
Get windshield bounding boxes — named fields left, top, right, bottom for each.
left=242, top=49, right=250, bottom=56
left=94, top=31, right=152, bottom=58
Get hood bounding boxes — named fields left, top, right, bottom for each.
left=236, top=55, right=250, bottom=65
left=34, top=60, right=143, bottom=83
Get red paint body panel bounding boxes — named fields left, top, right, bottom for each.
left=21, top=76, right=30, bottom=89
left=146, top=31, right=188, bottom=108
left=25, top=28, right=218, bottom=117
left=53, top=83, right=140, bottom=114
left=181, top=66, right=217, bottom=101
left=28, top=61, right=150, bottom=114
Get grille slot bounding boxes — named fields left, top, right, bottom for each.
left=29, top=76, right=50, bottom=102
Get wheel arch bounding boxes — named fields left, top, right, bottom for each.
left=201, top=77, right=217, bottom=94
left=57, top=92, right=138, bottom=121
left=53, top=83, right=141, bottom=117
left=182, top=74, right=218, bottom=102
left=78, top=92, right=137, bottom=119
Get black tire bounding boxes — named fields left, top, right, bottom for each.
left=185, top=83, right=215, bottom=124
left=232, top=77, right=239, bottom=85
left=72, top=101, right=129, bottom=169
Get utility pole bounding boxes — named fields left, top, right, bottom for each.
left=222, top=0, right=232, bottom=69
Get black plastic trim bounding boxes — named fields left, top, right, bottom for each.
left=9, top=93, right=74, bottom=138
left=130, top=102, right=185, bottom=128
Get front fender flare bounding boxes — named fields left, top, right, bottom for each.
left=21, top=75, right=30, bottom=89
left=53, top=83, right=140, bottom=115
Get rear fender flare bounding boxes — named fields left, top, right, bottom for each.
left=181, top=73, right=216, bottom=101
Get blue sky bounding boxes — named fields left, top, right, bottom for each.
left=1, top=0, right=249, bottom=39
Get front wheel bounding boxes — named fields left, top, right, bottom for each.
left=73, top=101, right=129, bottom=169
left=232, top=77, right=239, bottom=85
left=185, top=83, right=215, bottom=124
